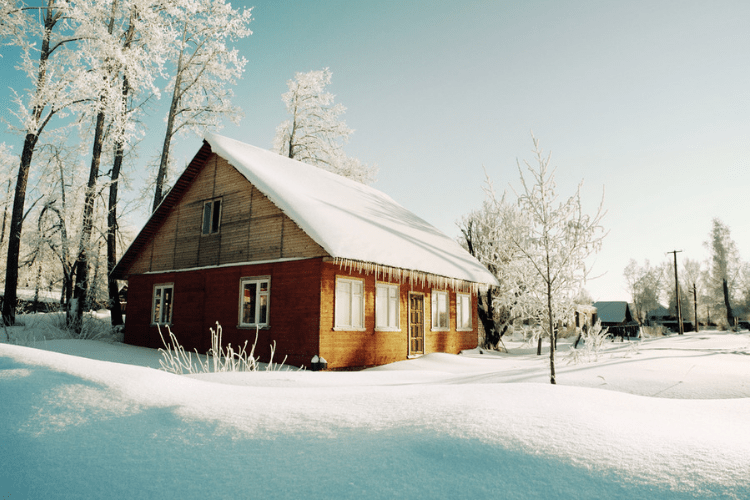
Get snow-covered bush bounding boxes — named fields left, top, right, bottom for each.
left=641, top=325, right=667, bottom=338
left=2, top=311, right=120, bottom=344
left=566, top=320, right=609, bottom=364
left=158, top=322, right=288, bottom=374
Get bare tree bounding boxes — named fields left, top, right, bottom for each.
left=151, top=0, right=252, bottom=212
left=273, top=68, right=376, bottom=184
left=508, top=135, right=605, bottom=384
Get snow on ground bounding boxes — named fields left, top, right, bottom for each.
left=2, top=316, right=750, bottom=499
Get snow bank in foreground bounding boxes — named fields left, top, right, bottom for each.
left=2, top=330, right=750, bottom=498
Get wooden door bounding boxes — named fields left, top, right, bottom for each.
left=409, top=293, right=424, bottom=356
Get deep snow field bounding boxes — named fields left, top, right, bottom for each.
left=2, top=313, right=749, bottom=499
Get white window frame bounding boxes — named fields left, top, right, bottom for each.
left=201, top=198, right=222, bottom=235
left=334, top=277, right=365, bottom=330
left=239, top=277, right=270, bottom=328
left=456, top=293, right=473, bottom=331
left=431, top=290, right=449, bottom=331
left=152, top=283, right=174, bottom=325
left=375, top=282, right=400, bottom=331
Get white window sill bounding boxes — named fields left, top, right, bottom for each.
left=333, top=327, right=366, bottom=331
left=238, top=324, right=270, bottom=330
left=375, top=328, right=401, bottom=332
left=457, top=328, right=473, bottom=332
left=431, top=327, right=450, bottom=332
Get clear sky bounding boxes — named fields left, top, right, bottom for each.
left=2, top=0, right=749, bottom=302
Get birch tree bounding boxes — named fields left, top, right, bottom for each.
left=151, top=0, right=252, bottom=212
left=2, top=1, right=87, bottom=326
left=508, top=136, right=605, bottom=384
left=273, top=68, right=376, bottom=184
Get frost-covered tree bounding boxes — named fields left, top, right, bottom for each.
left=68, top=0, right=167, bottom=330
left=2, top=1, right=87, bottom=326
left=508, top=136, right=605, bottom=384
left=681, top=258, right=702, bottom=326
left=624, top=258, right=664, bottom=324
left=273, top=68, right=376, bottom=184
left=704, top=218, right=740, bottom=327
left=459, top=179, right=544, bottom=350
left=151, top=0, right=252, bottom=212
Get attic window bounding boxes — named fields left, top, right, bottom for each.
left=202, top=199, right=222, bottom=235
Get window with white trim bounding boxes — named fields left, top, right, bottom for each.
left=335, top=277, right=364, bottom=329
left=456, top=293, right=472, bottom=331
left=152, top=284, right=174, bottom=325
left=202, top=199, right=222, bottom=235
left=431, top=290, right=449, bottom=331
left=240, top=277, right=270, bottom=327
left=375, top=283, right=400, bottom=331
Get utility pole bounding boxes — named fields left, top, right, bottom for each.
left=693, top=283, right=699, bottom=332
left=668, top=250, right=684, bottom=335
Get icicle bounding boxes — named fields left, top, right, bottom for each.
left=335, top=257, right=483, bottom=293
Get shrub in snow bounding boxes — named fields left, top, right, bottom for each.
left=566, top=320, right=609, bottom=365
left=641, top=325, right=667, bottom=338
left=1, top=312, right=120, bottom=344
left=158, top=322, right=289, bottom=374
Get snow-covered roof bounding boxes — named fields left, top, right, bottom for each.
left=204, top=133, right=497, bottom=286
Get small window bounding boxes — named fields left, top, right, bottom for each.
left=152, top=284, right=174, bottom=325
left=431, top=290, right=449, bottom=331
left=375, top=283, right=400, bottom=331
left=335, top=277, right=364, bottom=330
left=202, top=199, right=222, bottom=235
left=456, top=293, right=472, bottom=331
left=240, top=277, right=270, bottom=327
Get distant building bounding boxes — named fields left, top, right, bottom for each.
left=592, top=301, right=640, bottom=338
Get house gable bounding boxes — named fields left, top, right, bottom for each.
left=115, top=147, right=327, bottom=279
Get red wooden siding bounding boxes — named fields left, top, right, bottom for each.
left=123, top=258, right=324, bottom=368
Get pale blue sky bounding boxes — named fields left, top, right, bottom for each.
left=2, top=0, right=749, bottom=301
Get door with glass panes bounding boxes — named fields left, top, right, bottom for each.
left=409, top=293, right=424, bottom=356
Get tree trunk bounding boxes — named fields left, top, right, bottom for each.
left=0, top=179, right=10, bottom=247
left=107, top=137, right=125, bottom=326
left=152, top=41, right=185, bottom=213
left=477, top=288, right=500, bottom=348
left=69, top=109, right=106, bottom=332
left=2, top=5, right=58, bottom=326
left=723, top=278, right=734, bottom=327
left=3, top=134, right=38, bottom=325
left=548, top=280, right=556, bottom=385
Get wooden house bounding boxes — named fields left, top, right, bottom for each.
left=592, top=301, right=640, bottom=339
left=112, top=133, right=498, bottom=369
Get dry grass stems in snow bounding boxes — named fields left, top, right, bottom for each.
left=158, top=322, right=289, bottom=374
